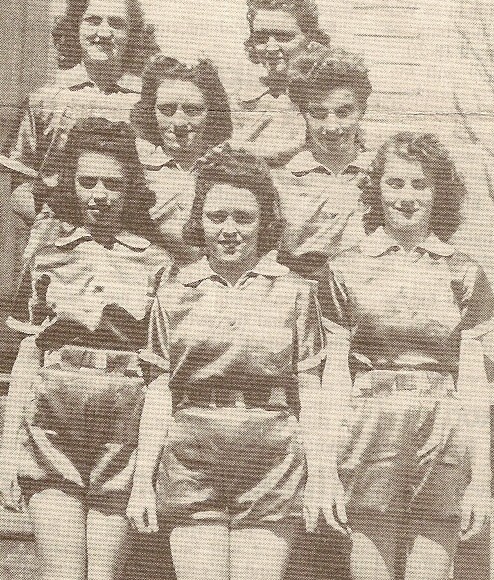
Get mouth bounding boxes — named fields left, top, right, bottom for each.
left=219, top=240, right=241, bottom=254
left=393, top=206, right=419, bottom=219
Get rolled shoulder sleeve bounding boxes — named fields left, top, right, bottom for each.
left=317, top=262, right=352, bottom=341
left=460, top=262, right=494, bottom=339
left=0, top=97, right=38, bottom=177
left=139, top=295, right=170, bottom=375
left=295, top=279, right=325, bottom=372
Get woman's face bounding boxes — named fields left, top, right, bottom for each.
left=79, top=0, right=129, bottom=67
left=380, top=154, right=434, bottom=234
left=75, top=151, right=126, bottom=231
left=155, top=80, right=208, bottom=155
left=250, top=9, right=306, bottom=75
left=202, top=184, right=261, bottom=267
left=305, top=87, right=364, bottom=154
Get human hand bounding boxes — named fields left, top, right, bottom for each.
left=321, top=474, right=351, bottom=536
left=0, top=462, right=21, bottom=512
left=126, top=483, right=159, bottom=534
left=460, top=479, right=490, bottom=541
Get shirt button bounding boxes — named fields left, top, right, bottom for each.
left=229, top=320, right=236, bottom=327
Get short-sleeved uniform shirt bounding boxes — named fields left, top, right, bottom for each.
left=273, top=149, right=374, bottom=274
left=140, top=255, right=324, bottom=404
left=136, top=138, right=199, bottom=262
left=0, top=63, right=141, bottom=190
left=319, top=227, right=494, bottom=385
left=9, top=225, right=171, bottom=350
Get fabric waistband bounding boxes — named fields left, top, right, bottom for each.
left=353, top=369, right=456, bottom=397
left=176, top=385, right=290, bottom=411
left=42, top=345, right=141, bottom=376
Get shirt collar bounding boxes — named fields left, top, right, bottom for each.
left=55, top=224, right=151, bottom=250
left=55, top=63, right=141, bottom=94
left=285, top=149, right=375, bottom=176
left=360, top=227, right=455, bottom=257
left=176, top=255, right=289, bottom=285
left=136, top=138, right=178, bottom=170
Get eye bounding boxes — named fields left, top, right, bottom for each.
left=156, top=104, right=178, bottom=117
left=308, top=106, right=329, bottom=120
left=101, top=178, right=125, bottom=192
left=232, top=211, right=257, bottom=224
left=334, top=105, right=355, bottom=119
left=182, top=104, right=206, bottom=117
left=206, top=211, right=228, bottom=224
left=273, top=31, right=296, bottom=43
left=107, top=16, right=128, bottom=29
left=251, top=31, right=270, bottom=45
left=77, top=176, right=98, bottom=189
left=412, top=179, right=428, bottom=190
left=385, top=178, right=405, bottom=189
left=83, top=15, right=102, bottom=26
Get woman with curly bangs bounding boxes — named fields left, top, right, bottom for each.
left=232, top=0, right=330, bottom=165
left=318, top=132, right=494, bottom=580
left=273, top=43, right=374, bottom=274
left=131, top=53, right=232, bottom=262
left=0, top=118, right=171, bottom=580
left=0, top=0, right=157, bottom=230
left=127, top=146, right=326, bottom=580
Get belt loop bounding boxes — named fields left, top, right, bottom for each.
left=267, top=386, right=286, bottom=407
left=234, top=390, right=246, bottom=408
left=209, top=388, right=217, bottom=408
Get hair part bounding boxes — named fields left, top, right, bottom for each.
left=245, top=0, right=330, bottom=63
left=288, top=44, right=372, bottom=112
left=183, top=145, right=284, bottom=255
left=131, top=54, right=232, bottom=149
left=362, top=132, right=465, bottom=241
left=52, top=0, right=158, bottom=73
left=50, top=117, right=155, bottom=238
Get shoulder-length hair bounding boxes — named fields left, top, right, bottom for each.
left=131, top=54, right=233, bottom=149
left=50, top=117, right=155, bottom=238
left=288, top=44, right=372, bottom=112
left=362, top=132, right=466, bottom=241
left=183, top=145, right=284, bottom=256
left=52, top=0, right=158, bottom=73
left=245, top=0, right=330, bottom=64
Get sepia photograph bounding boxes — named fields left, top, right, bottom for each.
left=0, top=1, right=494, bottom=579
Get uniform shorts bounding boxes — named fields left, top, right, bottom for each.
left=18, top=345, right=144, bottom=515
left=157, top=405, right=306, bottom=528
left=338, top=370, right=470, bottom=520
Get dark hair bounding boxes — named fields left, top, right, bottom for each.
left=50, top=117, right=155, bottom=238
left=52, top=0, right=158, bottom=73
left=183, top=145, right=284, bottom=256
left=362, top=132, right=465, bottom=241
left=288, top=44, right=372, bottom=112
left=131, top=54, right=233, bottom=149
left=245, top=0, right=330, bottom=63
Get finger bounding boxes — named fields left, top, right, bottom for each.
left=147, top=506, right=159, bottom=533
left=303, top=505, right=318, bottom=533
left=334, top=498, right=349, bottom=531
left=461, top=511, right=486, bottom=541
left=460, top=502, right=473, bottom=534
left=323, top=507, right=350, bottom=536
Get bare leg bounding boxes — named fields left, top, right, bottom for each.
left=28, top=489, right=86, bottom=580
left=170, top=523, right=229, bottom=580
left=230, top=520, right=297, bottom=580
left=87, top=508, right=131, bottom=580
left=349, top=514, right=397, bottom=580
left=404, top=519, right=459, bottom=580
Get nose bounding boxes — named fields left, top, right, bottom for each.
left=221, top=216, right=239, bottom=235
left=90, top=181, right=110, bottom=204
left=322, top=115, right=342, bottom=134
left=171, top=107, right=189, bottom=128
left=265, top=35, right=280, bottom=53
left=96, top=18, right=113, bottom=37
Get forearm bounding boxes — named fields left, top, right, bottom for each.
left=132, top=373, right=173, bottom=487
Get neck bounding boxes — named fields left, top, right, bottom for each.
left=383, top=224, right=430, bottom=252
left=310, top=137, right=359, bottom=175
left=208, top=254, right=260, bottom=286
left=83, top=58, right=122, bottom=91
left=166, top=146, right=204, bottom=171
left=87, top=222, right=120, bottom=247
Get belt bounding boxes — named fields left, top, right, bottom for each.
left=177, top=385, right=289, bottom=410
left=354, top=369, right=455, bottom=397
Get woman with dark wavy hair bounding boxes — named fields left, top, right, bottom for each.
left=131, top=54, right=233, bottom=261
left=318, top=132, right=493, bottom=580
left=127, top=146, right=326, bottom=580
left=0, top=0, right=157, bottom=229
left=0, top=118, right=170, bottom=580
left=232, top=0, right=330, bottom=165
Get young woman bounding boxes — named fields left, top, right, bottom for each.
left=131, top=54, right=232, bottom=261
left=0, top=0, right=156, bottom=232
left=232, top=0, right=330, bottom=165
left=319, top=133, right=493, bottom=580
left=127, top=146, right=325, bottom=580
left=274, top=43, right=374, bottom=274
left=0, top=118, right=171, bottom=580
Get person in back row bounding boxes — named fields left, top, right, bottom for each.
left=232, top=0, right=330, bottom=166
left=131, top=54, right=233, bottom=262
left=273, top=43, right=374, bottom=275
